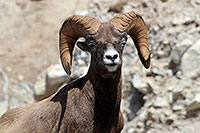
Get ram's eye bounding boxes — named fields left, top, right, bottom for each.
left=121, top=36, right=127, bottom=48
left=121, top=41, right=126, bottom=47
left=88, top=43, right=95, bottom=48
left=88, top=43, right=96, bottom=52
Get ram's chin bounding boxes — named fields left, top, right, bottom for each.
left=105, top=65, right=118, bottom=72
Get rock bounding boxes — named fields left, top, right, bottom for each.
left=176, top=71, right=183, bottom=79
left=8, top=83, right=34, bottom=109
left=71, top=65, right=89, bottom=78
left=74, top=10, right=89, bottom=16
left=168, top=44, right=191, bottom=75
left=172, top=104, right=184, bottom=111
left=46, top=64, right=71, bottom=98
left=0, top=68, right=9, bottom=93
left=186, top=92, right=200, bottom=112
left=132, top=75, right=149, bottom=94
left=127, top=128, right=135, bottom=133
left=172, top=82, right=184, bottom=94
left=0, top=68, right=9, bottom=116
left=34, top=64, right=71, bottom=101
left=151, top=66, right=166, bottom=76
left=146, top=79, right=160, bottom=94
left=186, top=102, right=200, bottom=113
left=153, top=96, right=169, bottom=108
left=0, top=100, right=8, bottom=116
left=172, top=13, right=194, bottom=26
left=181, top=40, right=200, bottom=77
left=152, top=25, right=160, bottom=32
left=137, top=108, right=148, bottom=122
left=166, top=69, right=173, bottom=77
left=33, top=70, right=46, bottom=100
left=177, top=39, right=193, bottom=48
left=108, top=0, right=127, bottom=13
left=71, top=46, right=90, bottom=77
left=125, top=86, right=145, bottom=121
left=168, top=47, right=181, bottom=74
left=18, top=74, right=24, bottom=81
left=166, top=114, right=177, bottom=125
left=157, top=50, right=167, bottom=58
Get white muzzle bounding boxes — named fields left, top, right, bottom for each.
left=103, top=48, right=120, bottom=72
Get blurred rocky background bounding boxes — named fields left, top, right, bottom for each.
left=1, top=0, right=200, bottom=132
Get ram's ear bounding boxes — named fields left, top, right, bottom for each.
left=77, top=38, right=89, bottom=51
left=77, top=41, right=88, bottom=51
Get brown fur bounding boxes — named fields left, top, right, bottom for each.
left=0, top=68, right=124, bottom=133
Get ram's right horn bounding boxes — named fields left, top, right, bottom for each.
left=109, top=11, right=150, bottom=68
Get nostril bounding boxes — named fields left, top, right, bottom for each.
left=106, top=55, right=112, bottom=60
left=113, top=54, right=118, bottom=59
left=105, top=54, right=119, bottom=61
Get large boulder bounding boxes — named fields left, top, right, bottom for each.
left=181, top=40, right=200, bottom=77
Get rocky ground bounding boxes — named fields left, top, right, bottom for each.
left=1, top=0, right=200, bottom=132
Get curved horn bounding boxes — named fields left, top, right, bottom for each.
left=109, top=11, right=150, bottom=68
left=59, top=15, right=101, bottom=75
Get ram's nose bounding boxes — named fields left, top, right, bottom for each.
left=103, top=49, right=120, bottom=64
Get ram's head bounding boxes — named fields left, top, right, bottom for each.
left=59, top=12, right=151, bottom=77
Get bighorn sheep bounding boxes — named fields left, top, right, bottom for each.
left=0, top=11, right=150, bottom=133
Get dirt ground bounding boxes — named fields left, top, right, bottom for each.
left=0, top=0, right=92, bottom=86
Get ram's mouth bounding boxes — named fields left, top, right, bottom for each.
left=104, top=63, right=119, bottom=72
left=105, top=63, right=118, bottom=66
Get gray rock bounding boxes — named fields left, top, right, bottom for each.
left=0, top=100, right=8, bottom=116
left=164, top=114, right=177, bottom=125
left=127, top=128, right=135, bottom=133
left=126, top=87, right=145, bottom=120
left=181, top=40, right=200, bottom=77
left=172, top=13, right=194, bottom=26
left=132, top=75, right=149, bottom=94
left=108, top=0, right=127, bottom=13
left=151, top=66, right=166, bottom=76
left=146, top=78, right=162, bottom=95
left=168, top=47, right=181, bottom=74
left=186, top=92, right=200, bottom=112
left=46, top=64, right=70, bottom=97
left=34, top=64, right=71, bottom=101
left=0, top=68, right=9, bottom=116
left=186, top=102, right=200, bottom=113
left=172, top=104, right=184, bottom=111
left=152, top=25, right=160, bottom=32
left=74, top=10, right=89, bottom=16
left=153, top=96, right=169, bottom=108
left=33, top=70, right=46, bottom=100
left=157, top=50, right=167, bottom=58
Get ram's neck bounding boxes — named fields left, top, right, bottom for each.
left=83, top=63, right=122, bottom=131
